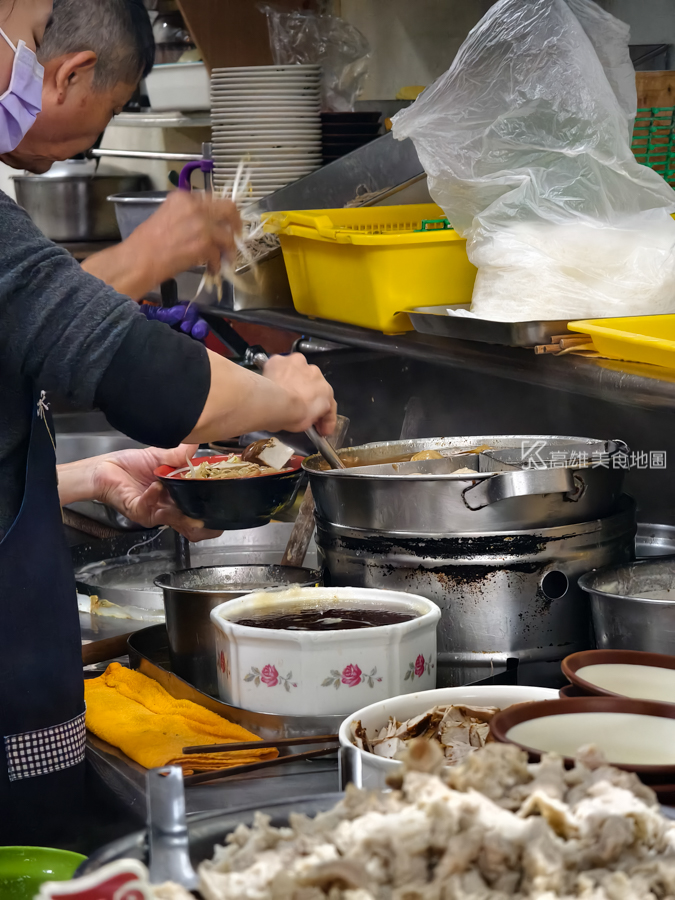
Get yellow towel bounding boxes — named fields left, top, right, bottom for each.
left=85, top=663, right=277, bottom=774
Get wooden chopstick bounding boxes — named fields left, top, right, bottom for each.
left=183, top=745, right=338, bottom=786
left=182, top=733, right=338, bottom=755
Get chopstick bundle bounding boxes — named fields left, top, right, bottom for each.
left=534, top=334, right=596, bottom=355
left=183, top=745, right=338, bottom=786
left=182, top=733, right=339, bottom=755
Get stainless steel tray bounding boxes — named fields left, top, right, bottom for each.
left=409, top=306, right=569, bottom=348
left=86, top=733, right=338, bottom=822
left=128, top=624, right=344, bottom=741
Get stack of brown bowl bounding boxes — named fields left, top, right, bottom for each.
left=488, top=649, right=675, bottom=804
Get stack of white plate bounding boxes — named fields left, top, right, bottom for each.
left=211, top=65, right=322, bottom=202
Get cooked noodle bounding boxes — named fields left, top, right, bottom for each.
left=180, top=456, right=289, bottom=480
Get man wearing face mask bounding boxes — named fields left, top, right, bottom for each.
left=0, top=0, right=337, bottom=843
left=1, top=0, right=238, bottom=338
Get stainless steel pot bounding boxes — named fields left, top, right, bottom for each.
left=636, top=523, right=675, bottom=558
left=108, top=190, right=168, bottom=240
left=304, top=436, right=627, bottom=533
left=14, top=163, right=151, bottom=241
left=154, top=564, right=321, bottom=695
left=317, top=498, right=636, bottom=687
left=579, top=557, right=675, bottom=654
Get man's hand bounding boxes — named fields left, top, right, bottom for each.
left=131, top=191, right=242, bottom=283
left=81, top=191, right=243, bottom=301
left=187, top=350, right=339, bottom=444
left=58, top=445, right=222, bottom=542
left=262, top=353, right=337, bottom=436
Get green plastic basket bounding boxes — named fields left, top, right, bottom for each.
left=632, top=106, right=675, bottom=186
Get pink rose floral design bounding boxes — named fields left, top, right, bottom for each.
left=405, top=654, right=434, bottom=681
left=322, top=664, right=381, bottom=689
left=341, top=664, right=363, bottom=687
left=244, top=666, right=297, bottom=692
left=260, top=664, right=279, bottom=687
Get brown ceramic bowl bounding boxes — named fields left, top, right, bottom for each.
left=490, top=696, right=675, bottom=780
left=558, top=683, right=592, bottom=699
left=562, top=649, right=675, bottom=700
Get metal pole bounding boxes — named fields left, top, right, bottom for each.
left=89, top=148, right=203, bottom=162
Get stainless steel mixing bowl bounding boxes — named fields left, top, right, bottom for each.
left=579, top=557, right=675, bottom=653
left=155, top=564, right=321, bottom=695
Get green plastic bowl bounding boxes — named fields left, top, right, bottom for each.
left=0, top=847, right=86, bottom=899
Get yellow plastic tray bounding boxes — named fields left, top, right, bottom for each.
left=263, top=203, right=477, bottom=333
left=568, top=315, right=675, bottom=369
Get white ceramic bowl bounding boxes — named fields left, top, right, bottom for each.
left=339, top=685, right=560, bottom=789
left=210, top=587, right=440, bottom=716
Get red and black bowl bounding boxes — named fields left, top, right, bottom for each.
left=154, top=454, right=304, bottom=530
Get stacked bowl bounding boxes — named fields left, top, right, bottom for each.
left=210, top=65, right=323, bottom=203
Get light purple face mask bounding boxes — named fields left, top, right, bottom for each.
left=0, top=28, right=44, bottom=153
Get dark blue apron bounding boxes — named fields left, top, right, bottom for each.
left=0, top=389, right=85, bottom=844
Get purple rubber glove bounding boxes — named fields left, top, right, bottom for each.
left=141, top=301, right=210, bottom=341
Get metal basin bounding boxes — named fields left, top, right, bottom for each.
left=579, top=557, right=675, bottom=654
left=154, top=564, right=321, bottom=696
left=636, top=523, right=675, bottom=558
left=304, top=435, right=626, bottom=533
left=15, top=172, right=151, bottom=241
left=108, top=190, right=168, bottom=240
left=77, top=794, right=342, bottom=876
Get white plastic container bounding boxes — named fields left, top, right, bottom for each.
left=210, top=587, right=440, bottom=716
left=145, top=62, right=210, bottom=112
left=339, top=685, right=560, bottom=790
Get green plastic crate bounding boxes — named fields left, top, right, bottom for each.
left=632, top=106, right=675, bottom=186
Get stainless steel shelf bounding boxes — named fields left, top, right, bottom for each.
left=203, top=306, right=675, bottom=411
left=112, top=112, right=211, bottom=128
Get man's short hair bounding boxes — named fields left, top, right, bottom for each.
left=39, top=0, right=155, bottom=90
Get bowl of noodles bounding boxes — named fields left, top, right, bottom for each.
left=154, top=451, right=304, bottom=530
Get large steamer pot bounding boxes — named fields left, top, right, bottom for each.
left=154, top=564, right=321, bottom=696
left=303, top=436, right=626, bottom=533
left=14, top=162, right=151, bottom=241
left=579, top=557, right=675, bottom=654
left=317, top=498, right=636, bottom=687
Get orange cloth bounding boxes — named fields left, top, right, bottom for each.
left=85, top=663, right=277, bottom=774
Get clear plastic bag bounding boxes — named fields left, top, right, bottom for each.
left=259, top=4, right=370, bottom=112
left=392, top=0, right=675, bottom=322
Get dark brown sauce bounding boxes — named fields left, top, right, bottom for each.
left=232, top=607, right=417, bottom=631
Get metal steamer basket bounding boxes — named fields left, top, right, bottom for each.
left=304, top=436, right=636, bottom=687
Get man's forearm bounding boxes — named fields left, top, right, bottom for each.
left=81, top=240, right=157, bottom=301
left=184, top=350, right=304, bottom=443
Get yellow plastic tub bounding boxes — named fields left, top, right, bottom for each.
left=568, top=315, right=675, bottom=369
left=263, top=203, right=477, bottom=333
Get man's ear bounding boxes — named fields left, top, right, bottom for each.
left=53, top=51, right=98, bottom=103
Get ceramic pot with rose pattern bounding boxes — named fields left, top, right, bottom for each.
left=210, top=587, right=440, bottom=715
